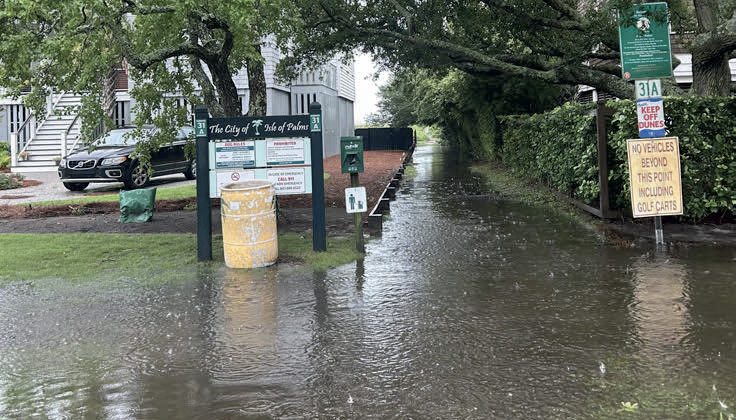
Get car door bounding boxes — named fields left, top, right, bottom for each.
left=149, top=128, right=177, bottom=174
left=171, top=127, right=193, bottom=170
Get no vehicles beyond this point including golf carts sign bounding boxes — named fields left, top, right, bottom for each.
left=345, top=186, right=367, bottom=214
left=626, top=137, right=683, bottom=218
left=618, top=2, right=673, bottom=81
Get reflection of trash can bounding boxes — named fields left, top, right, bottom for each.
left=119, top=188, right=156, bottom=223
left=221, top=181, right=278, bottom=268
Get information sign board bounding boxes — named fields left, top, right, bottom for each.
left=266, top=138, right=305, bottom=166
left=618, top=2, right=673, bottom=80
left=214, top=141, right=255, bottom=169
left=636, top=98, right=666, bottom=138
left=344, top=187, right=367, bottom=214
left=267, top=167, right=310, bottom=195
left=626, top=137, right=683, bottom=218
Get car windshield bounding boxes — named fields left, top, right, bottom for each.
left=94, top=129, right=142, bottom=146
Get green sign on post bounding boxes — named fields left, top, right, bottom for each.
left=618, top=2, right=673, bottom=81
left=340, top=136, right=364, bottom=174
left=310, top=114, right=322, bottom=132
left=195, top=119, right=207, bottom=137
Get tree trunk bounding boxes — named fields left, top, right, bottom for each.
left=208, top=60, right=242, bottom=116
left=692, top=40, right=732, bottom=96
left=692, top=0, right=733, bottom=96
left=246, top=44, right=267, bottom=116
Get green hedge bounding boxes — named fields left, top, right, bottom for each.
left=500, top=102, right=598, bottom=203
left=499, top=98, right=736, bottom=222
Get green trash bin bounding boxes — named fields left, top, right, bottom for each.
left=119, top=188, right=157, bottom=223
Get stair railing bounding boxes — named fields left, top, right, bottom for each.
left=10, top=113, right=37, bottom=165
left=62, top=113, right=82, bottom=157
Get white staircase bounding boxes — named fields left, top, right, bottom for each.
left=11, top=93, right=83, bottom=173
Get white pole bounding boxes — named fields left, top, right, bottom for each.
left=60, top=131, right=67, bottom=157
left=10, top=132, right=17, bottom=167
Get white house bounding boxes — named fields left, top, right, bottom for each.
left=0, top=42, right=355, bottom=172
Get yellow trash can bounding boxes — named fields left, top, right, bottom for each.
left=220, top=180, right=278, bottom=268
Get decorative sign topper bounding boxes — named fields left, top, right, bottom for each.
left=208, top=115, right=310, bottom=139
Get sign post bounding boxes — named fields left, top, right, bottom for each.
left=341, top=137, right=366, bottom=253
left=619, top=2, right=678, bottom=246
left=194, top=106, right=212, bottom=261
left=309, top=102, right=327, bottom=252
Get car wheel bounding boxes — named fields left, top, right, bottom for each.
left=184, top=159, right=196, bottom=180
left=63, top=182, right=89, bottom=192
left=124, top=163, right=150, bottom=189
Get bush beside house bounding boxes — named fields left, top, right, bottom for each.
left=0, top=142, right=9, bottom=169
left=498, top=98, right=736, bottom=222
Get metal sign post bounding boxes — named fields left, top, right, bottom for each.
left=194, top=106, right=212, bottom=261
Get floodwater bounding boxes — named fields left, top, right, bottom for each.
left=2, top=145, right=736, bottom=419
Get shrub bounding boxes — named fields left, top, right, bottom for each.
left=0, top=151, right=9, bottom=169
left=0, top=173, right=23, bottom=190
left=500, top=102, right=598, bottom=203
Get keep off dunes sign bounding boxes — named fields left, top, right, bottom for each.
left=626, top=137, right=683, bottom=218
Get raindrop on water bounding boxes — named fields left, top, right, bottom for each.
left=347, top=394, right=354, bottom=404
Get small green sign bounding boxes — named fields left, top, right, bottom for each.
left=195, top=119, right=207, bottom=137
left=310, top=114, right=322, bottom=132
left=340, top=136, right=364, bottom=174
left=618, top=2, right=673, bottom=80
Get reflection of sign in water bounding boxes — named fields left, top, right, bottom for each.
left=626, top=137, right=683, bottom=217
left=266, top=138, right=305, bottom=165
left=636, top=98, right=666, bottom=138
left=345, top=186, right=367, bottom=214
left=215, top=141, right=255, bottom=168
left=267, top=168, right=307, bottom=195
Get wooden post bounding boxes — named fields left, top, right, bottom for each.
left=596, top=103, right=615, bottom=218
left=310, top=102, right=327, bottom=252
left=351, top=172, right=365, bottom=253
left=194, top=106, right=212, bottom=262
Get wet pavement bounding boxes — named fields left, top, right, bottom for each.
left=2, top=145, right=736, bottom=418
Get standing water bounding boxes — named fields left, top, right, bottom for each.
left=1, top=145, right=736, bottom=418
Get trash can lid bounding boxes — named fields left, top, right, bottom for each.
left=220, top=180, right=274, bottom=191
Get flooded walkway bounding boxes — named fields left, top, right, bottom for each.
left=2, top=145, right=736, bottom=418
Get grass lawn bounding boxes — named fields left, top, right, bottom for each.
left=28, top=184, right=196, bottom=207
left=0, top=232, right=363, bottom=283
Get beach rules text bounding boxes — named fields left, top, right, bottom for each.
left=626, top=137, right=683, bottom=218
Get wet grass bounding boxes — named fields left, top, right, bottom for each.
left=469, top=161, right=603, bottom=232
left=29, top=184, right=196, bottom=208
left=0, top=232, right=362, bottom=283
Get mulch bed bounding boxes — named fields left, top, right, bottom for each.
left=0, top=150, right=407, bottom=220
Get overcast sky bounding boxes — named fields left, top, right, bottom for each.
left=353, top=53, right=390, bottom=125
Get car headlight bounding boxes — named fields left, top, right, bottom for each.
left=100, top=156, right=127, bottom=166
left=59, top=158, right=66, bottom=168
